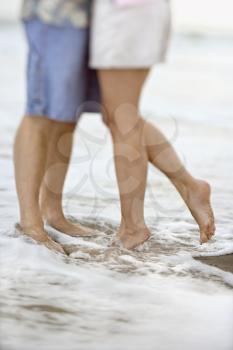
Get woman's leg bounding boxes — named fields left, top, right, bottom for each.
left=39, top=121, right=93, bottom=236
left=98, top=70, right=215, bottom=247
left=98, top=69, right=151, bottom=249
left=143, top=121, right=215, bottom=243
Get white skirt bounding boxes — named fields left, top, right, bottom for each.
left=90, top=0, right=171, bottom=69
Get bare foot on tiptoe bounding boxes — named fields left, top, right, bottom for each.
left=45, top=215, right=95, bottom=237
left=16, top=224, right=66, bottom=254
left=116, top=226, right=151, bottom=250
left=185, top=179, right=216, bottom=244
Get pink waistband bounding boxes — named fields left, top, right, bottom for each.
left=115, top=0, right=151, bottom=6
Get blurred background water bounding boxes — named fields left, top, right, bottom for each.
left=0, top=1, right=233, bottom=350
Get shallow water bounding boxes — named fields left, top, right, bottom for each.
left=0, top=24, right=233, bottom=350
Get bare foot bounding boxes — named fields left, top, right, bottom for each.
left=116, top=226, right=151, bottom=250
left=185, top=180, right=216, bottom=244
left=45, top=216, right=94, bottom=237
left=16, top=223, right=66, bottom=254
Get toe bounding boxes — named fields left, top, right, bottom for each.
left=206, top=224, right=213, bottom=239
left=209, top=228, right=215, bottom=238
left=46, top=238, right=66, bottom=254
left=200, top=232, right=209, bottom=244
left=208, top=221, right=216, bottom=239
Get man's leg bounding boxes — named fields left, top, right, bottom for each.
left=14, top=116, right=65, bottom=253
left=98, top=69, right=151, bottom=250
left=40, top=120, right=93, bottom=236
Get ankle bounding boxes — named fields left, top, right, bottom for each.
left=43, top=210, right=65, bottom=225
left=41, top=203, right=64, bottom=220
left=19, top=220, right=44, bottom=232
left=173, top=174, right=198, bottom=194
left=119, top=220, right=147, bottom=232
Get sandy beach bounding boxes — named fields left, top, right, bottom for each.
left=0, top=20, right=233, bottom=350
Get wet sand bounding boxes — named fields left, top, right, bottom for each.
left=195, top=255, right=233, bottom=273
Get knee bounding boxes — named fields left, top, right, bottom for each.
left=102, top=102, right=142, bottom=139
left=23, top=115, right=53, bottom=136
left=50, top=120, right=76, bottom=136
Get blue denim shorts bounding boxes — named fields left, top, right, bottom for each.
left=24, top=17, right=100, bottom=123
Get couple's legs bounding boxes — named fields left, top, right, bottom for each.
left=98, top=69, right=215, bottom=248
left=14, top=72, right=215, bottom=252
left=14, top=116, right=91, bottom=253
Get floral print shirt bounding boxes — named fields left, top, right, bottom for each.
left=21, top=0, right=90, bottom=28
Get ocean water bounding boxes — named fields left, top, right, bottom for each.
left=0, top=23, right=233, bottom=350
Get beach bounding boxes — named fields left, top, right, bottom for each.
left=0, top=22, right=233, bottom=350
